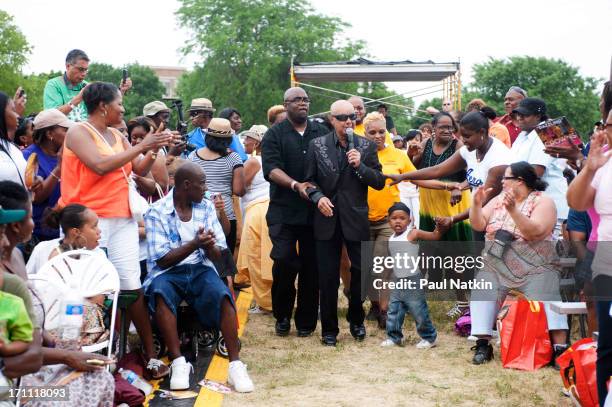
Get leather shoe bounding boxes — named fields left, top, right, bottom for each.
left=321, top=335, right=337, bottom=346
left=297, top=329, right=314, bottom=338
left=275, top=318, right=290, bottom=337
left=350, top=323, right=366, bottom=341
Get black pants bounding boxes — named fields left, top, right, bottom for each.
left=316, top=223, right=364, bottom=337
left=226, top=219, right=237, bottom=254
left=595, top=275, right=612, bottom=402
left=269, top=223, right=318, bottom=331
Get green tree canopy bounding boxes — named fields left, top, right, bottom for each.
left=0, top=9, right=31, bottom=96
left=176, top=0, right=368, bottom=126
left=471, top=56, right=601, bottom=136
left=87, top=63, right=166, bottom=120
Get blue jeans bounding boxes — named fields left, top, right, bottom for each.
left=386, top=279, right=437, bottom=344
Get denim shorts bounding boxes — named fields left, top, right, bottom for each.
left=146, top=263, right=234, bottom=329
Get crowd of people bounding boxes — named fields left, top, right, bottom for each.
left=0, top=47, right=611, bottom=405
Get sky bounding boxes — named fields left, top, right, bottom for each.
left=3, top=0, right=611, bottom=105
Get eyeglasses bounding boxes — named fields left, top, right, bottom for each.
left=285, top=97, right=310, bottom=104
left=435, top=125, right=454, bottom=132
left=189, top=111, right=213, bottom=118
left=596, top=122, right=612, bottom=130
left=367, top=129, right=387, bottom=136
left=333, top=113, right=357, bottom=122
left=503, top=176, right=522, bottom=181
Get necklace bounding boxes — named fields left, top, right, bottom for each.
left=426, top=139, right=454, bottom=167
left=476, top=138, right=493, bottom=163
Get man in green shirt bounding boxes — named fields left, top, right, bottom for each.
left=43, top=49, right=132, bottom=122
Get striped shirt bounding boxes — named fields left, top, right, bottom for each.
left=188, top=150, right=243, bottom=220
left=143, top=190, right=227, bottom=291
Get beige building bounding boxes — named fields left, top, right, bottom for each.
left=150, top=66, right=187, bottom=99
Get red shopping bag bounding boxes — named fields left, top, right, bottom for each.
left=497, top=299, right=553, bottom=371
left=557, top=338, right=599, bottom=407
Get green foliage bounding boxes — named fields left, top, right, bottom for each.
left=21, top=71, right=61, bottom=115
left=176, top=0, right=367, bottom=126
left=471, top=56, right=601, bottom=136
left=87, top=63, right=166, bottom=120
left=0, top=9, right=31, bottom=96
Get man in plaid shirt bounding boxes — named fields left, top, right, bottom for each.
left=144, top=162, right=254, bottom=392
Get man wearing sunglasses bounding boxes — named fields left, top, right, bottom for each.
left=43, top=49, right=132, bottom=122
left=304, top=100, right=385, bottom=346
left=261, top=87, right=328, bottom=338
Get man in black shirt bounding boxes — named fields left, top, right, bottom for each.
left=377, top=103, right=397, bottom=136
left=261, top=87, right=328, bottom=337
left=305, top=100, right=385, bottom=346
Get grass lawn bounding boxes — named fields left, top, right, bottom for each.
left=224, top=297, right=574, bottom=406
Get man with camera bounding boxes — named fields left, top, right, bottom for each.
left=44, top=49, right=131, bottom=122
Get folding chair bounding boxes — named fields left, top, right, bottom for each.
left=29, top=249, right=120, bottom=361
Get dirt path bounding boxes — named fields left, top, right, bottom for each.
left=224, top=300, right=573, bottom=406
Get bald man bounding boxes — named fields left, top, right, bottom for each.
left=261, top=87, right=328, bottom=337
left=304, top=100, right=385, bottom=346
left=143, top=162, right=254, bottom=392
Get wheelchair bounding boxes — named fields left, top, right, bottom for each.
left=150, top=301, right=241, bottom=360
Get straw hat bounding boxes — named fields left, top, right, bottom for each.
left=207, top=118, right=233, bottom=138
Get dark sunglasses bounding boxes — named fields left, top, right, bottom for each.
left=189, top=111, right=213, bottom=118
left=333, top=113, right=357, bottom=122
left=367, top=129, right=387, bottom=136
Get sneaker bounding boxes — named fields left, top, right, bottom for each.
left=416, top=339, right=436, bottom=349
left=170, top=357, right=193, bottom=390
left=447, top=302, right=469, bottom=319
left=380, top=338, right=398, bottom=347
left=248, top=305, right=270, bottom=315
left=467, top=335, right=478, bottom=341
left=145, top=358, right=169, bottom=379
left=228, top=360, right=254, bottom=393
left=471, top=339, right=493, bottom=365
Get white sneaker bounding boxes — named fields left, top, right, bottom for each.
left=467, top=335, right=478, bottom=341
left=416, top=339, right=436, bottom=349
left=248, top=305, right=270, bottom=315
left=228, top=360, right=254, bottom=393
left=170, top=357, right=193, bottom=390
left=380, top=338, right=399, bottom=347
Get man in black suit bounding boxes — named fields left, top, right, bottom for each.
left=261, top=87, right=328, bottom=338
left=304, top=100, right=386, bottom=346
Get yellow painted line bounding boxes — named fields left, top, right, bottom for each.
left=194, top=288, right=253, bottom=407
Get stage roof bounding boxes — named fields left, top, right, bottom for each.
left=292, top=58, right=460, bottom=82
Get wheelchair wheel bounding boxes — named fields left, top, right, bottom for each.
left=152, top=333, right=166, bottom=358
left=197, top=329, right=219, bottom=348
left=216, top=335, right=240, bottom=358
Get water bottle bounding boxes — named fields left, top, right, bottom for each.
left=118, top=368, right=153, bottom=396
left=57, top=286, right=84, bottom=350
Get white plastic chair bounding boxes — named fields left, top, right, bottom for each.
left=29, top=249, right=120, bottom=360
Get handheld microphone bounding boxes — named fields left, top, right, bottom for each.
left=346, top=127, right=355, bottom=150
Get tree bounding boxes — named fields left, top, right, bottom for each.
left=0, top=9, right=31, bottom=96
left=87, top=63, right=166, bottom=120
left=471, top=57, right=601, bottom=136
left=176, top=0, right=367, bottom=126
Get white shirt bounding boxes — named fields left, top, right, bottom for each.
left=388, top=226, right=419, bottom=279
left=241, top=156, right=270, bottom=208
left=0, top=142, right=27, bottom=186
left=459, top=137, right=511, bottom=188
left=511, top=129, right=569, bottom=219
left=178, top=217, right=200, bottom=265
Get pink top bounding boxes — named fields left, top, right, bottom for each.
left=485, top=191, right=550, bottom=241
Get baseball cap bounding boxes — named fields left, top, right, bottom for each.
left=512, top=98, right=547, bottom=116
left=0, top=205, right=26, bottom=225
left=143, top=101, right=170, bottom=117
left=33, top=109, right=74, bottom=130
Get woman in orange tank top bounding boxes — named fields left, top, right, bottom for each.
left=61, top=82, right=174, bottom=379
